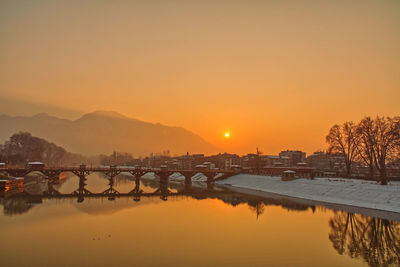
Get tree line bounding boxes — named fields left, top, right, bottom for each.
left=326, top=116, right=400, bottom=185
left=0, top=132, right=86, bottom=166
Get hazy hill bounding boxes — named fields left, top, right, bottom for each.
left=0, top=111, right=216, bottom=156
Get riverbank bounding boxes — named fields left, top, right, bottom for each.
left=215, top=174, right=400, bottom=215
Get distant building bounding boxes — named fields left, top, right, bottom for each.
left=174, top=153, right=193, bottom=170
left=206, top=153, right=241, bottom=170
left=172, top=152, right=206, bottom=170
left=142, top=155, right=171, bottom=168
left=279, top=150, right=306, bottom=166
left=241, top=154, right=261, bottom=169
left=261, top=155, right=290, bottom=167
left=306, top=151, right=346, bottom=176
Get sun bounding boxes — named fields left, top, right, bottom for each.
left=224, top=132, right=230, bottom=138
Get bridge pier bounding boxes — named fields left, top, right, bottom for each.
left=135, top=175, right=141, bottom=190
left=159, top=172, right=169, bottom=184
left=101, top=177, right=120, bottom=201
left=159, top=182, right=169, bottom=201
left=132, top=177, right=143, bottom=202
left=103, top=168, right=121, bottom=199
left=184, top=179, right=193, bottom=192
left=45, top=176, right=61, bottom=196
left=134, top=173, right=143, bottom=184
left=156, top=171, right=171, bottom=201
left=207, top=182, right=214, bottom=191
left=182, top=172, right=194, bottom=186
left=72, top=169, right=92, bottom=202
left=204, top=173, right=215, bottom=184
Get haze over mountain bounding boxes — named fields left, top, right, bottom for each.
left=0, top=111, right=216, bottom=156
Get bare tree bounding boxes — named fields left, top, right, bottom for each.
left=326, top=122, right=358, bottom=177
left=355, top=117, right=376, bottom=179
left=368, top=116, right=400, bottom=185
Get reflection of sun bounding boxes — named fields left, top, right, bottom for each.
left=224, top=132, right=230, bottom=138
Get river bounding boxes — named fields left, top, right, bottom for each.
left=0, top=173, right=399, bottom=267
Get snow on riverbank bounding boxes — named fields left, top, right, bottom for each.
left=216, top=174, right=400, bottom=213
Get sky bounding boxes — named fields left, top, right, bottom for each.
left=1, top=0, right=399, bottom=155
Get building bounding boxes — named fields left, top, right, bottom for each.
left=241, top=153, right=263, bottom=170
left=261, top=155, right=290, bottom=167
left=206, top=153, right=241, bottom=170
left=279, top=150, right=306, bottom=166
left=142, top=155, right=171, bottom=168
left=172, top=153, right=206, bottom=170
left=306, top=151, right=346, bottom=176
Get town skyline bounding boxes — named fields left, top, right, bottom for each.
left=0, top=107, right=396, bottom=156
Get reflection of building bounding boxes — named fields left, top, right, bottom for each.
left=279, top=150, right=306, bottom=166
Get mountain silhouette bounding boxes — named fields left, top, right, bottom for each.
left=0, top=111, right=216, bottom=156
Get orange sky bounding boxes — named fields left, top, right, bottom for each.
left=1, top=0, right=399, bottom=155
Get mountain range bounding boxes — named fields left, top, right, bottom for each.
left=0, top=110, right=216, bottom=156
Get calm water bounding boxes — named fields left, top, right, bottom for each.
left=0, top=173, right=399, bottom=267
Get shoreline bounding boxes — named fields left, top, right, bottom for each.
left=217, top=184, right=400, bottom=222
left=216, top=174, right=400, bottom=221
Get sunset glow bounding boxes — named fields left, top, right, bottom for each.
left=224, top=132, right=230, bottom=138
left=0, top=0, right=399, bottom=155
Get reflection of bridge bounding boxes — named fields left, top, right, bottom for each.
left=2, top=175, right=224, bottom=202
left=0, top=176, right=317, bottom=219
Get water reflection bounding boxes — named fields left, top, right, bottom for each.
left=0, top=174, right=316, bottom=219
left=329, top=212, right=400, bottom=267
left=0, top=196, right=34, bottom=216
left=1, top=174, right=400, bottom=267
